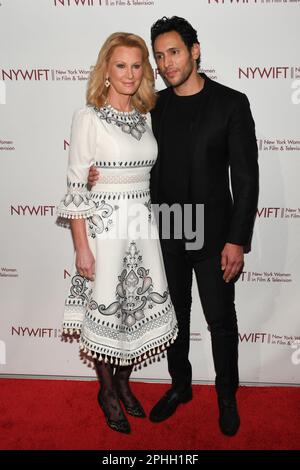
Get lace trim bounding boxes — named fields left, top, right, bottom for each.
left=97, top=174, right=149, bottom=184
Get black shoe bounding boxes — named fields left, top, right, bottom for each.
left=114, top=380, right=147, bottom=418
left=218, top=396, right=240, bottom=436
left=97, top=391, right=131, bottom=434
left=149, top=387, right=193, bottom=423
left=118, top=393, right=147, bottom=418
left=121, top=400, right=146, bottom=418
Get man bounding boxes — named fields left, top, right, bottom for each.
left=89, top=16, right=259, bottom=436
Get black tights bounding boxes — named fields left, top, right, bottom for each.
left=94, top=361, right=138, bottom=419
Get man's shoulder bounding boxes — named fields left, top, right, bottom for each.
left=208, top=76, right=247, bottom=103
left=207, top=79, right=248, bottom=110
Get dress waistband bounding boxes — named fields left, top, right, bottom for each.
left=92, top=179, right=150, bottom=193
left=96, top=173, right=150, bottom=185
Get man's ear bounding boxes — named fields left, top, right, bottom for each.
left=191, top=43, right=200, bottom=63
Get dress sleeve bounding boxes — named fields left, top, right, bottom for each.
left=57, top=107, right=97, bottom=219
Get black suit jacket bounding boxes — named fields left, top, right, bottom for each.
left=150, top=73, right=259, bottom=259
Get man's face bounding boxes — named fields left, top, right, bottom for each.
left=153, top=31, right=199, bottom=88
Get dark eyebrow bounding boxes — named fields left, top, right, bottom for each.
left=155, top=47, right=179, bottom=55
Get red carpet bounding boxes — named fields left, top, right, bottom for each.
left=0, top=379, right=299, bottom=450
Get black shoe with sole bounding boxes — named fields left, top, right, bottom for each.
left=218, top=396, right=240, bottom=436
left=149, top=387, right=193, bottom=423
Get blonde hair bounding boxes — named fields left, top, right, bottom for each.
left=87, top=32, right=157, bottom=114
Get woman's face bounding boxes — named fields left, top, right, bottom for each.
left=107, top=46, right=144, bottom=97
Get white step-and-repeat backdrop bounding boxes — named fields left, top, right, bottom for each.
left=1, top=0, right=300, bottom=385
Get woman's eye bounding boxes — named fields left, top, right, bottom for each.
left=116, top=64, right=125, bottom=68
left=133, top=64, right=141, bottom=69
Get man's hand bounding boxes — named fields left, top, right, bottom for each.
left=87, top=165, right=100, bottom=188
left=221, top=243, right=244, bottom=283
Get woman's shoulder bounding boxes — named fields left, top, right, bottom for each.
left=70, top=105, right=98, bottom=130
left=72, top=105, right=97, bottom=119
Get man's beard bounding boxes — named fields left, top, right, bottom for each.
left=167, top=60, right=194, bottom=89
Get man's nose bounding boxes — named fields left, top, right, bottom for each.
left=164, top=54, right=174, bottom=68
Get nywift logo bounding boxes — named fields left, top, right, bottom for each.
left=12, top=327, right=61, bottom=339
left=0, top=68, right=90, bottom=82
left=10, top=205, right=56, bottom=216
left=53, top=0, right=102, bottom=6
left=239, top=332, right=300, bottom=347
left=257, top=207, right=300, bottom=219
left=238, top=66, right=300, bottom=80
left=53, top=0, right=155, bottom=6
left=1, top=69, right=50, bottom=81
left=239, top=332, right=269, bottom=343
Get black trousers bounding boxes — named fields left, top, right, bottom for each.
left=161, top=241, right=239, bottom=398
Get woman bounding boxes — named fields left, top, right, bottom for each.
left=57, top=33, right=178, bottom=434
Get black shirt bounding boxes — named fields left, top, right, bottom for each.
left=159, top=86, right=206, bottom=205
left=158, top=84, right=207, bottom=247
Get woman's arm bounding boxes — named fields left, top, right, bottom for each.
left=57, top=108, right=97, bottom=280
left=70, top=219, right=95, bottom=281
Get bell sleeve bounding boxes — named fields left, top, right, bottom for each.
left=57, top=107, right=97, bottom=219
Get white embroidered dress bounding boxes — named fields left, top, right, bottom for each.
left=57, top=105, right=178, bottom=366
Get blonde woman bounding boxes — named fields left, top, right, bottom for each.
left=57, top=33, right=178, bottom=434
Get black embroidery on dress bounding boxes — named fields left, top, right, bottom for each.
left=61, top=193, right=90, bottom=209
left=94, top=159, right=155, bottom=168
left=90, top=190, right=150, bottom=201
left=87, top=200, right=119, bottom=237
left=144, top=198, right=152, bottom=222
left=67, top=274, right=91, bottom=304
left=93, top=105, right=147, bottom=141
left=89, top=241, right=168, bottom=327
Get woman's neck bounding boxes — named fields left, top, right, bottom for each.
left=106, top=91, right=132, bottom=112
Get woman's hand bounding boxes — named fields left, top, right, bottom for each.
left=75, top=247, right=95, bottom=281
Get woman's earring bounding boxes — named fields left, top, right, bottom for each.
left=105, top=78, right=110, bottom=88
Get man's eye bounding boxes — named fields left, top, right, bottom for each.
left=172, top=50, right=179, bottom=55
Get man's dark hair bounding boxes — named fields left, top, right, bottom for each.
left=151, top=16, right=200, bottom=69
